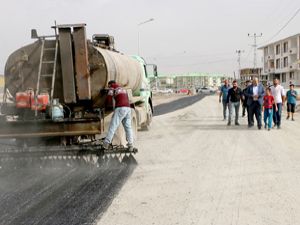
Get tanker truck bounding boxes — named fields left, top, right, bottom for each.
left=0, top=23, right=157, bottom=158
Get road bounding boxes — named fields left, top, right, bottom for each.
left=0, top=93, right=205, bottom=225
left=98, top=95, right=300, bottom=225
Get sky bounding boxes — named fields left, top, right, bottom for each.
left=0, top=0, right=299, bottom=76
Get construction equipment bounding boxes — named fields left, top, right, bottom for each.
left=0, top=23, right=157, bottom=162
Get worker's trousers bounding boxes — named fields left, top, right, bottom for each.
left=104, top=107, right=133, bottom=145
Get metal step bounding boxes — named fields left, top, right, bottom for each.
left=44, top=48, right=56, bottom=51
left=40, top=74, right=54, bottom=77
left=42, top=61, right=55, bottom=64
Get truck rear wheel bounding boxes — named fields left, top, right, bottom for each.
left=131, top=109, right=138, bottom=142
left=141, top=103, right=152, bottom=131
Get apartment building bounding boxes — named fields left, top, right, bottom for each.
left=149, top=72, right=231, bottom=90
left=239, top=68, right=266, bottom=86
left=259, top=33, right=300, bottom=87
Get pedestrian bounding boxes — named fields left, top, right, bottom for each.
left=286, top=83, right=298, bottom=121
left=263, top=87, right=277, bottom=131
left=242, top=80, right=250, bottom=118
left=102, top=80, right=134, bottom=151
left=245, top=77, right=265, bottom=129
left=219, top=79, right=230, bottom=120
left=226, top=80, right=242, bottom=126
left=270, top=78, right=286, bottom=129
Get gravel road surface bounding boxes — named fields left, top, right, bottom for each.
left=98, top=95, right=300, bottom=225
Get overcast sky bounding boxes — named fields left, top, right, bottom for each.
left=0, top=0, right=299, bottom=76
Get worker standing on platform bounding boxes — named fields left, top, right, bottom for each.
left=219, top=79, right=230, bottom=120
left=102, top=80, right=134, bottom=150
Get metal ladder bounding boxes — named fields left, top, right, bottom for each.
left=35, top=38, right=58, bottom=115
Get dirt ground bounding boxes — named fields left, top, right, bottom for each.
left=98, top=95, right=300, bottom=225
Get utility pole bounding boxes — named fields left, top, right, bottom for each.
left=236, top=50, right=244, bottom=79
left=248, top=33, right=262, bottom=69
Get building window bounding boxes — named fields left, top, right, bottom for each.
left=290, top=71, right=294, bottom=79
left=276, top=44, right=281, bottom=55
left=283, top=57, right=288, bottom=67
left=276, top=58, right=281, bottom=69
left=264, top=47, right=268, bottom=56
left=283, top=42, right=288, bottom=53
left=282, top=73, right=286, bottom=82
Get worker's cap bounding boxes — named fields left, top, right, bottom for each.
left=108, top=80, right=116, bottom=85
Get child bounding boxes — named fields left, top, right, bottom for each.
left=263, top=87, right=277, bottom=131
left=286, top=83, right=298, bottom=121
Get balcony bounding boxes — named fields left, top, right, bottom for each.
left=288, top=47, right=297, bottom=55
left=289, top=63, right=298, bottom=70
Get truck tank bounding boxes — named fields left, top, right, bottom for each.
left=4, top=36, right=144, bottom=109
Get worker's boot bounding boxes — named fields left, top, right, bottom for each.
left=103, top=141, right=110, bottom=150
left=127, top=143, right=134, bottom=152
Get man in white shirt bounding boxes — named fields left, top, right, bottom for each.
left=270, top=78, right=286, bottom=129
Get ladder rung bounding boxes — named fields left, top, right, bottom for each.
left=41, top=74, right=54, bottom=77
left=42, top=61, right=55, bottom=64
left=44, top=48, right=56, bottom=51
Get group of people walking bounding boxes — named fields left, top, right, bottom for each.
left=219, top=78, right=298, bottom=130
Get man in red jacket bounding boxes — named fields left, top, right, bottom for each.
left=103, top=80, right=133, bottom=150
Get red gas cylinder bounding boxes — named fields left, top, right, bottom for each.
left=31, top=93, right=50, bottom=111
left=16, top=90, right=33, bottom=108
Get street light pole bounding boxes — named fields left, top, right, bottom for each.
left=137, top=18, right=154, bottom=56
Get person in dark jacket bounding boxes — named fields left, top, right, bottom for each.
left=245, top=77, right=265, bottom=129
left=242, top=80, right=251, bottom=124
left=102, top=80, right=133, bottom=150
left=226, top=80, right=243, bottom=126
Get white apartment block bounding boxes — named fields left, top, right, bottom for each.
left=259, top=33, right=300, bottom=87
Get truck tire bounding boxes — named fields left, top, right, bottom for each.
left=131, top=108, right=138, bottom=141
left=141, top=103, right=152, bottom=131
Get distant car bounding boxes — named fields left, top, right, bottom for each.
left=158, top=88, right=173, bottom=94
left=198, top=87, right=214, bottom=94
left=176, top=88, right=189, bottom=94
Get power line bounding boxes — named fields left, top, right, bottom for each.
left=261, top=7, right=300, bottom=44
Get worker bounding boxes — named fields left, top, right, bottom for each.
left=102, top=80, right=134, bottom=151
